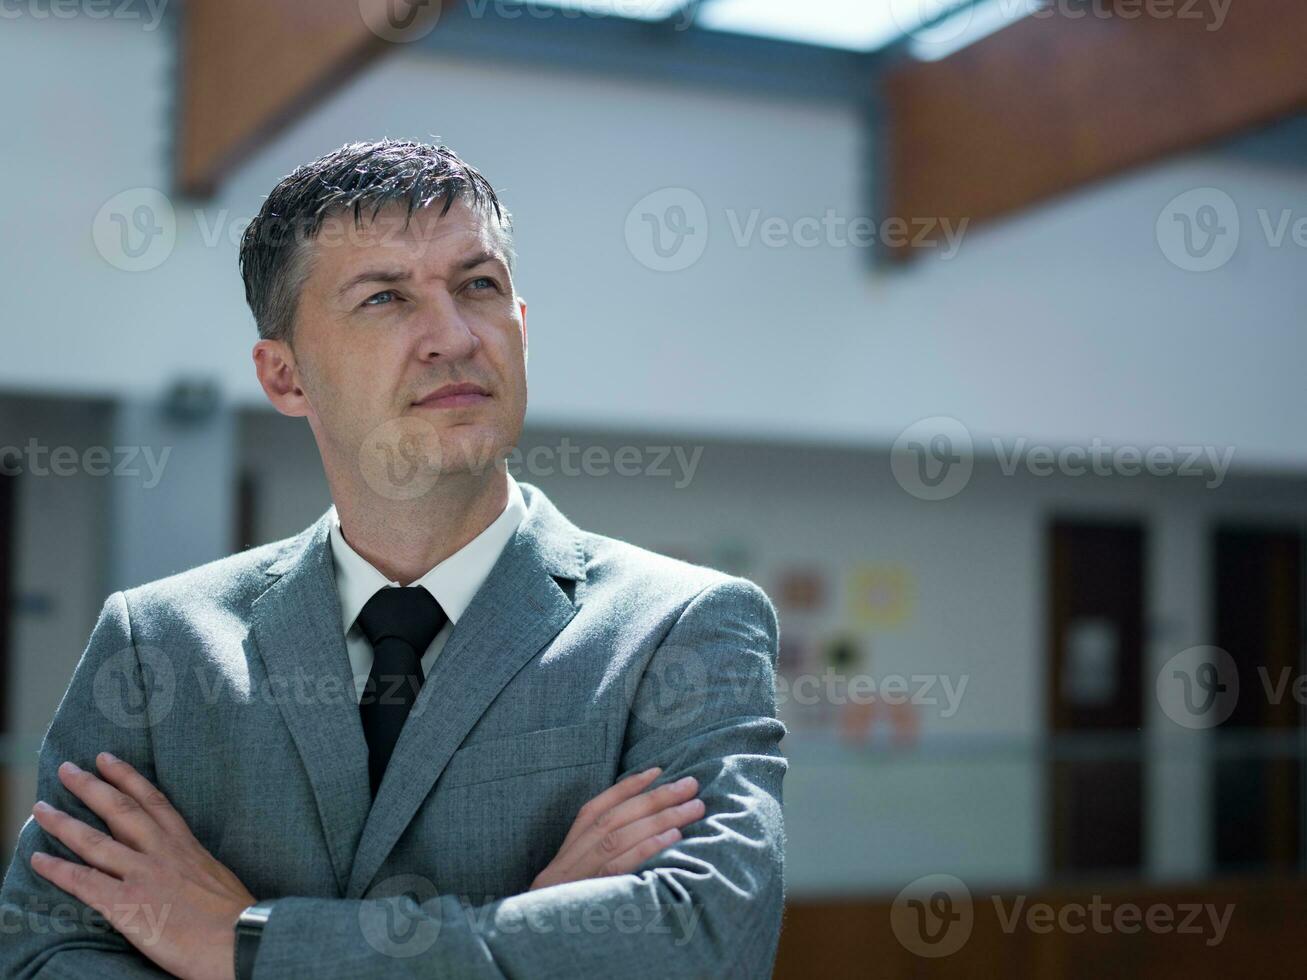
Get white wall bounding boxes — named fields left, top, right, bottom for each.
left=2, top=18, right=1306, bottom=469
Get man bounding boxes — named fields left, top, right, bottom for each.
left=0, top=139, right=787, bottom=979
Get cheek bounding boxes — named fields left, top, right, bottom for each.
left=309, top=356, right=389, bottom=436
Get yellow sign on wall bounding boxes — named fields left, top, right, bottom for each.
left=847, top=562, right=916, bottom=629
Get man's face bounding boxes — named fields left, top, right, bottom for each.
left=262, top=198, right=527, bottom=492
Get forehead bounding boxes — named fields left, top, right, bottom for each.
left=306, top=197, right=503, bottom=275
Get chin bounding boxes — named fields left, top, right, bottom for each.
left=435, top=421, right=514, bottom=472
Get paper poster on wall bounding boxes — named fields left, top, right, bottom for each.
left=777, top=632, right=810, bottom=676
left=776, top=566, right=827, bottom=613
left=847, top=562, right=916, bottom=629
left=1061, top=616, right=1119, bottom=706
left=827, top=635, right=919, bottom=747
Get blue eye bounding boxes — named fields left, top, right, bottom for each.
left=469, top=277, right=496, bottom=292
left=363, top=290, right=397, bottom=306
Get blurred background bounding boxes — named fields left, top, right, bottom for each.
left=2, top=0, right=1306, bottom=975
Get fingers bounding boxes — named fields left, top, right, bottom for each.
left=594, top=774, right=700, bottom=843
left=601, top=826, right=684, bottom=877
left=562, top=766, right=663, bottom=849
left=29, top=850, right=141, bottom=945
left=94, top=753, right=191, bottom=839
left=55, top=761, right=160, bottom=852
left=588, top=793, right=703, bottom=874
left=30, top=850, right=119, bottom=913
left=31, top=801, right=139, bottom=879
left=556, top=772, right=704, bottom=881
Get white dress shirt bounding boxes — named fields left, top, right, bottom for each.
left=328, top=474, right=528, bottom=702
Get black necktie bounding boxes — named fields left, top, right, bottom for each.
left=356, top=586, right=448, bottom=797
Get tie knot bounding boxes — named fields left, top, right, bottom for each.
left=355, top=586, right=448, bottom=654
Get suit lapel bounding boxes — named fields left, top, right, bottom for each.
left=250, top=513, right=372, bottom=896
left=345, top=482, right=587, bottom=899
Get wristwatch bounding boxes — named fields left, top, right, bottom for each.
left=234, top=902, right=275, bottom=980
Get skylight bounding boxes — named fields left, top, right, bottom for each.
left=498, top=0, right=1027, bottom=57
left=694, top=0, right=974, bottom=52
left=492, top=0, right=693, bottom=22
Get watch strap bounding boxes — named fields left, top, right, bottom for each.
left=234, top=902, right=274, bottom=980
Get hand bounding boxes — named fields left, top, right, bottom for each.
left=529, top=767, right=704, bottom=891
left=29, top=753, right=256, bottom=980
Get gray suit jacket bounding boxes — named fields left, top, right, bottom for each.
left=0, top=481, right=787, bottom=979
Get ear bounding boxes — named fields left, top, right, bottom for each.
left=252, top=339, right=311, bottom=418
left=518, top=296, right=528, bottom=369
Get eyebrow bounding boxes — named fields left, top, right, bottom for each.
left=333, top=251, right=505, bottom=300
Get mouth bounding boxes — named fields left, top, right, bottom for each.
left=412, top=382, right=492, bottom=410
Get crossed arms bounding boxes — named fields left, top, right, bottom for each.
left=0, top=579, right=787, bottom=979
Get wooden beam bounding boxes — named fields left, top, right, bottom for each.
left=175, top=0, right=443, bottom=198
left=880, top=0, right=1307, bottom=258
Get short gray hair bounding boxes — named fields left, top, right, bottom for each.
left=238, top=138, right=515, bottom=344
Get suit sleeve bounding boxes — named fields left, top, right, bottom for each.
left=251, top=576, right=788, bottom=979
left=0, top=591, right=172, bottom=979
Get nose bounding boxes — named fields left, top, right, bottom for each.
left=413, top=293, right=481, bottom=363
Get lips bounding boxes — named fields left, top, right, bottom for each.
left=413, top=382, right=491, bottom=407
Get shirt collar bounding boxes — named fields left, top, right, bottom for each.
left=327, top=473, right=527, bottom=636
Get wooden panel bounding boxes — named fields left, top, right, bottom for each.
left=176, top=0, right=444, bottom=197
left=777, top=879, right=1307, bottom=979
left=881, top=0, right=1307, bottom=256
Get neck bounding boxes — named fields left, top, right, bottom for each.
left=330, top=461, right=511, bottom=586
